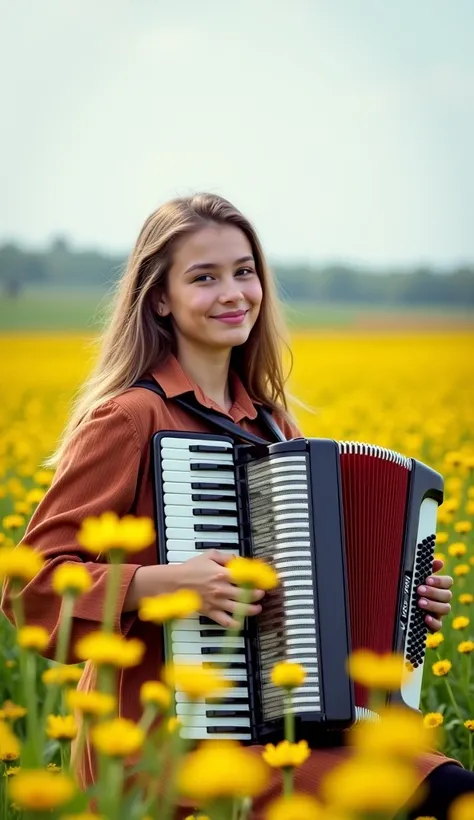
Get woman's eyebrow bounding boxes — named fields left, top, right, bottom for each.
left=184, top=255, right=255, bottom=274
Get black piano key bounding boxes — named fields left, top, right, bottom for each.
left=199, top=616, right=216, bottom=625
left=205, top=710, right=245, bottom=718
left=201, top=647, right=245, bottom=655
left=194, top=524, right=238, bottom=532
left=191, top=463, right=234, bottom=471
left=195, top=541, right=240, bottom=549
left=192, top=494, right=232, bottom=502
left=200, top=629, right=227, bottom=637
left=203, top=662, right=246, bottom=670
left=189, top=445, right=233, bottom=453
left=205, top=696, right=249, bottom=705
left=207, top=726, right=242, bottom=734
left=193, top=508, right=236, bottom=517
left=192, top=482, right=234, bottom=490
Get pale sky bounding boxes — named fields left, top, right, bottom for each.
left=1, top=0, right=473, bottom=266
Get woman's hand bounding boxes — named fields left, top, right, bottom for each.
left=175, top=550, right=264, bottom=629
left=417, top=558, right=453, bottom=632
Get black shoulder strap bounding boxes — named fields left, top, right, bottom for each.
left=132, top=378, right=286, bottom=445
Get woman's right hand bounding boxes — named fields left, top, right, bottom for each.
left=175, top=549, right=264, bottom=629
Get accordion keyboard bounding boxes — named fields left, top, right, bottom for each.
left=158, top=435, right=252, bottom=741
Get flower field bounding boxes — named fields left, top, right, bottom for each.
left=0, top=329, right=474, bottom=819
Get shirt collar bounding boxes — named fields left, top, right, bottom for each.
left=149, top=354, right=259, bottom=422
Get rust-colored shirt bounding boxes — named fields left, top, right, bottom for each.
left=1, top=355, right=452, bottom=814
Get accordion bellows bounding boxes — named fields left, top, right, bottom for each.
left=151, top=433, right=443, bottom=746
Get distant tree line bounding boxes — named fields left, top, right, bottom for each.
left=1, top=238, right=473, bottom=306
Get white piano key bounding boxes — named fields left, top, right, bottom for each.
left=161, top=448, right=233, bottom=463
left=165, top=504, right=237, bottom=517
left=163, top=470, right=235, bottom=484
left=176, top=702, right=249, bottom=715
left=173, top=653, right=245, bottom=665
left=166, top=535, right=239, bottom=549
left=165, top=515, right=238, bottom=529
left=163, top=481, right=234, bottom=494
left=164, top=495, right=237, bottom=509
left=175, top=686, right=249, bottom=702
left=167, top=549, right=240, bottom=562
left=172, top=638, right=244, bottom=651
left=181, top=728, right=251, bottom=740
left=161, top=437, right=232, bottom=448
left=166, top=528, right=238, bottom=541
left=171, top=634, right=244, bottom=647
left=181, top=714, right=251, bottom=728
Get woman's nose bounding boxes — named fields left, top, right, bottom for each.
left=218, top=281, right=244, bottom=303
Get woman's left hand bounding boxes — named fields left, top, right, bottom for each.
left=417, top=558, right=453, bottom=632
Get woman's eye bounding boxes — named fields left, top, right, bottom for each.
left=192, top=274, right=214, bottom=283
left=236, top=267, right=253, bottom=277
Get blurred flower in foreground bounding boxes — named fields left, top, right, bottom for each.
left=17, top=626, right=49, bottom=652
left=265, top=793, right=324, bottom=820
left=52, top=563, right=92, bottom=596
left=0, top=721, right=20, bottom=761
left=8, top=769, right=76, bottom=810
left=177, top=740, right=269, bottom=801
left=163, top=663, right=232, bottom=700
left=42, top=665, right=83, bottom=687
left=227, top=556, right=279, bottom=590
left=0, top=545, right=44, bottom=585
left=262, top=740, right=310, bottom=769
left=271, top=662, right=306, bottom=690
left=46, top=715, right=78, bottom=741
left=75, top=632, right=145, bottom=668
left=66, top=690, right=116, bottom=718
left=140, top=681, right=171, bottom=711
left=91, top=718, right=144, bottom=758
left=77, top=512, right=155, bottom=556
left=347, top=650, right=408, bottom=690
left=450, top=794, right=474, bottom=820
left=322, top=757, right=420, bottom=812
left=138, top=590, right=201, bottom=623
left=0, top=701, right=26, bottom=721
left=350, top=705, right=432, bottom=760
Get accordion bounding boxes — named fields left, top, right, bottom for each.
left=151, top=432, right=443, bottom=745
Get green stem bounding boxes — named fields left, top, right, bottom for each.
left=469, top=731, right=474, bottom=771
left=41, top=594, right=75, bottom=725
left=0, top=762, right=6, bottom=820
left=284, top=691, right=295, bottom=743
left=102, top=557, right=124, bottom=634
left=100, top=757, right=124, bottom=820
left=23, top=651, right=41, bottom=765
left=59, top=741, right=70, bottom=772
left=282, top=766, right=294, bottom=797
left=444, top=677, right=465, bottom=724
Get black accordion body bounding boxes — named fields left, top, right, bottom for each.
left=151, top=432, right=443, bottom=746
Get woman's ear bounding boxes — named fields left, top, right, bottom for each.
left=151, top=291, right=170, bottom=318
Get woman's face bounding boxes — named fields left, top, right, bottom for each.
left=160, top=223, right=263, bottom=355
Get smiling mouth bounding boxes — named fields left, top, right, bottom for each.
left=211, top=310, right=248, bottom=323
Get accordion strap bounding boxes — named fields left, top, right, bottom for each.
left=132, top=378, right=286, bottom=445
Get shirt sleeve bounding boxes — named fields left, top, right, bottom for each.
left=1, top=400, right=144, bottom=663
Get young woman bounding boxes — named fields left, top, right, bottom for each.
left=1, top=193, right=467, bottom=818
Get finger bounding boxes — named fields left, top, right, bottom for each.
left=425, top=575, right=454, bottom=590
left=206, top=609, right=241, bottom=630
left=417, top=586, right=452, bottom=604
left=208, top=549, right=232, bottom=567
left=417, top=598, right=451, bottom=617
left=425, top=614, right=442, bottom=632
left=432, top=559, right=444, bottom=573
left=219, top=599, right=263, bottom=617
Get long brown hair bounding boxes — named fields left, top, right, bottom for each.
left=46, top=193, right=294, bottom=467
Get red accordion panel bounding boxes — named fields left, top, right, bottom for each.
left=339, top=453, right=410, bottom=707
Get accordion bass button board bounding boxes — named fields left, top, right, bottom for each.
left=151, top=432, right=444, bottom=745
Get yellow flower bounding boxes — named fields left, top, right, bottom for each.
left=448, top=542, right=467, bottom=558
left=91, top=718, right=144, bottom=758
left=167, top=716, right=182, bottom=734
left=77, top=512, right=155, bottom=555
left=0, top=545, right=44, bottom=584
left=350, top=705, right=430, bottom=760
left=177, top=740, right=269, bottom=801
left=434, top=551, right=446, bottom=563
left=140, top=681, right=171, bottom=710
left=33, top=469, right=55, bottom=487
left=322, top=757, right=418, bottom=812
left=464, top=720, right=474, bottom=732
left=163, top=663, right=232, bottom=700
left=466, top=500, right=474, bottom=515
left=458, top=641, right=474, bottom=654
left=454, top=564, right=470, bottom=577
left=455, top=521, right=472, bottom=535
left=271, top=662, right=306, bottom=690
left=227, top=556, right=279, bottom=590
left=423, top=712, right=444, bottom=729
left=432, top=660, right=452, bottom=677
left=445, top=452, right=464, bottom=469
left=444, top=498, right=460, bottom=513
left=61, top=814, right=104, bottom=820
left=468, top=487, right=474, bottom=499
left=66, top=690, right=116, bottom=717
left=52, top=564, right=92, bottom=596
left=459, top=593, right=474, bottom=605
left=262, top=740, right=310, bottom=769
left=46, top=715, right=78, bottom=741
left=436, top=531, right=449, bottom=544
left=14, top=501, right=31, bottom=516
left=8, top=769, right=75, bottom=810
left=17, top=626, right=49, bottom=652
left=265, top=794, right=324, bottom=820
left=0, top=722, right=20, bottom=761
left=25, top=488, right=45, bottom=506
left=450, top=794, right=474, bottom=820
left=1, top=702, right=26, bottom=721
left=5, top=766, right=20, bottom=777
left=347, top=650, right=407, bottom=690
left=452, top=616, right=470, bottom=630
left=42, top=665, right=83, bottom=686
left=184, top=816, right=210, bottom=820
left=425, top=632, right=444, bottom=649
left=2, top=515, right=25, bottom=531
left=138, top=590, right=202, bottom=623
left=74, top=632, right=145, bottom=668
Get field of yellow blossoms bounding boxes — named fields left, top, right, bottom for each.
left=0, top=329, right=473, bottom=820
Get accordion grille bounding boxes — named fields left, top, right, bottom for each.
left=246, top=453, right=321, bottom=721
